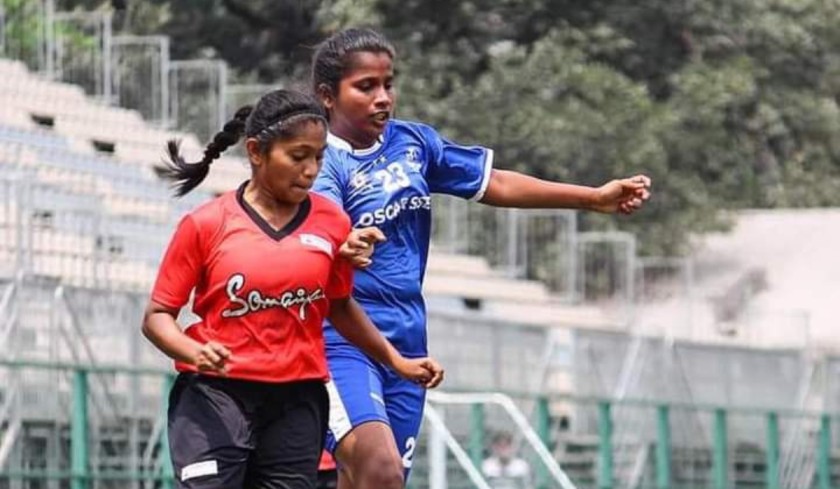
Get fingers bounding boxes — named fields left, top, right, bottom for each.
left=348, top=255, right=372, bottom=269
left=618, top=198, right=644, bottom=214
left=632, top=174, right=652, bottom=188
left=616, top=174, right=652, bottom=214
left=621, top=174, right=652, bottom=193
left=395, top=357, right=445, bottom=389
left=340, top=242, right=374, bottom=268
left=356, top=227, right=386, bottom=244
left=339, top=227, right=385, bottom=266
left=196, top=341, right=231, bottom=375
left=340, top=237, right=370, bottom=255
left=424, top=359, right=445, bottom=389
left=344, top=227, right=386, bottom=250
left=416, top=358, right=445, bottom=389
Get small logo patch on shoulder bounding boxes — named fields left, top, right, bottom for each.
left=300, top=233, right=333, bottom=257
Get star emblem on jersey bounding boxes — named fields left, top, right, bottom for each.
left=406, top=161, right=422, bottom=173
left=406, top=147, right=419, bottom=162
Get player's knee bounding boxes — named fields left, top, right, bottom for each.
left=360, top=453, right=404, bottom=489
left=367, top=467, right=404, bottom=489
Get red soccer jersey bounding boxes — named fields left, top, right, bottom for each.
left=151, top=184, right=353, bottom=383
left=318, top=450, right=337, bottom=471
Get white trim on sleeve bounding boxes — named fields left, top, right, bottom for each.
left=470, top=148, right=495, bottom=202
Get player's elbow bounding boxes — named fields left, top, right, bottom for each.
left=328, top=297, right=351, bottom=323
left=141, top=302, right=173, bottom=341
left=141, top=306, right=156, bottom=341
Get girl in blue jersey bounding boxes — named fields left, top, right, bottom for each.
left=310, top=28, right=652, bottom=489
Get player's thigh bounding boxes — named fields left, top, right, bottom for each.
left=167, top=373, right=252, bottom=489
left=324, top=348, right=388, bottom=454
left=334, top=421, right=403, bottom=480
left=383, top=376, right=426, bottom=477
left=247, top=380, right=329, bottom=489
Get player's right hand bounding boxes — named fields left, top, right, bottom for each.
left=339, top=227, right=386, bottom=269
left=592, top=174, right=652, bottom=214
left=193, top=341, right=231, bottom=375
left=394, top=356, right=445, bottom=389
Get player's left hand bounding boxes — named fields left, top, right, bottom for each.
left=592, top=174, right=652, bottom=214
left=394, top=356, right=445, bottom=389
left=339, top=227, right=386, bottom=268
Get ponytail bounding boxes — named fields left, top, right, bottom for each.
left=155, top=105, right=252, bottom=197
left=156, top=90, right=326, bottom=197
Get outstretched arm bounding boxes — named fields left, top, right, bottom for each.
left=480, top=169, right=651, bottom=214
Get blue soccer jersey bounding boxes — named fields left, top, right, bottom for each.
left=313, top=119, right=494, bottom=356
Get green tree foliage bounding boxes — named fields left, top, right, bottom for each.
left=52, top=0, right=840, bottom=255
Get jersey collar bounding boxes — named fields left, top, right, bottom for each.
left=236, top=181, right=311, bottom=241
left=327, top=131, right=385, bottom=157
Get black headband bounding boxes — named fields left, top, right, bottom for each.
left=252, top=109, right=326, bottom=138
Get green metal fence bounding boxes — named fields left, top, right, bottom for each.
left=412, top=392, right=840, bottom=489
left=2, top=359, right=839, bottom=489
left=0, top=359, right=175, bottom=489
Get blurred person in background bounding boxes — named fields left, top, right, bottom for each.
left=144, top=88, right=442, bottom=489
left=482, top=431, right=532, bottom=489
left=310, top=27, right=651, bottom=489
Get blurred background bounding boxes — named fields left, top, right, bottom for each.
left=1, top=0, right=839, bottom=488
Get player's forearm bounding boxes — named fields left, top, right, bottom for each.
left=328, top=297, right=402, bottom=368
left=480, top=169, right=598, bottom=209
left=142, top=304, right=202, bottom=364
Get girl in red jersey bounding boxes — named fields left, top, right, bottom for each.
left=143, top=89, right=443, bottom=489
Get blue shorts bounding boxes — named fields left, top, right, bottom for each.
left=324, top=344, right=426, bottom=477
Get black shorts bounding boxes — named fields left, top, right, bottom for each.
left=316, top=469, right=338, bottom=489
left=167, top=373, right=329, bottom=489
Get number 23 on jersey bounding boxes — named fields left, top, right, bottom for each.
left=375, top=162, right=411, bottom=193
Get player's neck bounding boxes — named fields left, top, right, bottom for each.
left=242, top=182, right=300, bottom=232
left=328, top=126, right=383, bottom=154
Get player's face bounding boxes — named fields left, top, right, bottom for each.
left=254, top=120, right=327, bottom=205
left=326, top=51, right=395, bottom=148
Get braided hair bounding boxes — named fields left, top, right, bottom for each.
left=156, top=89, right=326, bottom=197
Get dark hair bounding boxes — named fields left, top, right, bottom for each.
left=155, top=89, right=326, bottom=197
left=311, top=27, right=395, bottom=97
left=492, top=431, right=513, bottom=445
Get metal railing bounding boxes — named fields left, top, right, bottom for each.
left=431, top=195, right=580, bottom=300
left=424, top=404, right=493, bottom=489
left=0, top=359, right=174, bottom=489
left=111, top=35, right=170, bottom=126
left=428, top=391, right=579, bottom=489
left=0, top=359, right=837, bottom=489
left=419, top=390, right=840, bottom=489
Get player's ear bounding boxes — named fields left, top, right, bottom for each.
left=317, top=83, right=335, bottom=112
left=244, top=138, right=265, bottom=167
